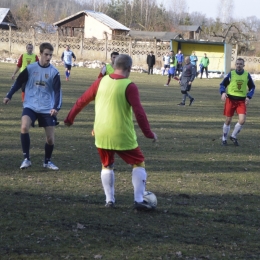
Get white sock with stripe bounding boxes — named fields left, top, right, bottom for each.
left=222, top=123, right=230, bottom=141
left=132, top=167, right=147, bottom=203
left=101, top=168, right=115, bottom=203
left=231, top=123, right=243, bottom=138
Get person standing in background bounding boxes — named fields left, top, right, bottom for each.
left=146, top=51, right=155, bottom=75
left=61, top=45, right=76, bottom=81
left=175, top=49, right=184, bottom=76
left=12, top=44, right=39, bottom=101
left=200, top=53, right=210, bottom=79
left=190, top=51, right=198, bottom=77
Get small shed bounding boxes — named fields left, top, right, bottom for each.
left=53, top=10, right=130, bottom=40
left=0, top=8, right=17, bottom=30
left=171, top=39, right=232, bottom=73
left=177, top=25, right=202, bottom=40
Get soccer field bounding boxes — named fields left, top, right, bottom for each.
left=1, top=63, right=260, bottom=259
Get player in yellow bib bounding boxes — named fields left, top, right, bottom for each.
left=65, top=54, right=158, bottom=210
left=98, top=52, right=119, bottom=78
left=12, top=44, right=39, bottom=101
left=219, top=58, right=255, bottom=146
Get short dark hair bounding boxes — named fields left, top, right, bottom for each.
left=39, top=42, right=54, bottom=53
left=237, top=57, right=245, bottom=63
left=111, top=52, right=119, bottom=58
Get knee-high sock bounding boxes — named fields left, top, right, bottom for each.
left=231, top=123, right=243, bottom=138
left=101, top=169, right=115, bottom=203
left=222, top=123, right=230, bottom=141
left=132, top=167, right=147, bottom=203
left=21, top=133, right=30, bottom=159
left=45, top=143, right=54, bottom=163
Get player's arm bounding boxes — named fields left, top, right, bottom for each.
left=64, top=78, right=101, bottom=126
left=61, top=52, right=64, bottom=61
left=219, top=72, right=231, bottom=101
left=5, top=68, right=29, bottom=101
left=219, top=72, right=231, bottom=95
left=52, top=72, right=62, bottom=112
left=12, top=54, right=23, bottom=79
left=190, top=65, right=196, bottom=82
left=246, top=74, right=255, bottom=99
left=126, top=83, right=156, bottom=140
left=98, top=65, right=106, bottom=78
left=72, top=52, right=76, bottom=61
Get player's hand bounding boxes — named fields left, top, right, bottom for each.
left=152, top=132, right=158, bottom=142
left=221, top=93, right=227, bottom=102
left=11, top=74, right=16, bottom=80
left=3, top=97, right=10, bottom=104
left=245, top=98, right=250, bottom=106
left=50, top=109, right=58, bottom=116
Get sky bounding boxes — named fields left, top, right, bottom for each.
left=164, top=0, right=260, bottom=20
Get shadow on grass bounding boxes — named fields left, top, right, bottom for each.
left=0, top=188, right=259, bottom=259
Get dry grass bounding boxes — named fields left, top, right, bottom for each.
left=0, top=63, right=260, bottom=259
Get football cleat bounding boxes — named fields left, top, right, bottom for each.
left=20, top=158, right=31, bottom=169
left=134, top=201, right=155, bottom=211
left=230, top=136, right=239, bottom=146
left=43, top=161, right=59, bottom=170
left=105, top=201, right=115, bottom=208
left=222, top=140, right=228, bottom=146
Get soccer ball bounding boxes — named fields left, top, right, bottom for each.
left=143, top=191, right=157, bottom=208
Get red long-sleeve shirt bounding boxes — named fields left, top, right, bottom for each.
left=64, top=74, right=154, bottom=139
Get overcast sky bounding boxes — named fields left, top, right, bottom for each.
left=161, top=0, right=260, bottom=20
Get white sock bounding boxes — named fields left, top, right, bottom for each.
left=231, top=123, right=243, bottom=138
left=101, top=169, right=115, bottom=203
left=132, top=167, right=147, bottom=203
left=222, top=123, right=230, bottom=141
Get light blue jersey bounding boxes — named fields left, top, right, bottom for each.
left=23, top=63, right=62, bottom=113
left=62, top=50, right=75, bottom=65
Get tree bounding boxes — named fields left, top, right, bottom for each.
left=217, top=0, right=234, bottom=23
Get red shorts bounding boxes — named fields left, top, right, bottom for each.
left=224, top=98, right=246, bottom=117
left=97, top=147, right=145, bottom=167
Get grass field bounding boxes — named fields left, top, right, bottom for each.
left=0, top=62, right=260, bottom=260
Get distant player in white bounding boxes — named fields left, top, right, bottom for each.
left=61, top=45, right=76, bottom=81
left=162, top=52, right=171, bottom=75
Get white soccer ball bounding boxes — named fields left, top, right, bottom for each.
left=143, top=191, right=157, bottom=208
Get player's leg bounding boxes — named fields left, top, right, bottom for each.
left=178, top=90, right=187, bottom=106
left=116, top=148, right=147, bottom=204
left=41, top=113, right=59, bottom=170
left=97, top=148, right=116, bottom=207
left=222, top=98, right=235, bottom=145
left=67, top=65, right=72, bottom=80
left=20, top=108, right=35, bottom=169
left=230, top=101, right=246, bottom=145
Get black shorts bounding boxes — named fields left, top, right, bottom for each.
left=164, top=64, right=170, bottom=69
left=64, top=63, right=72, bottom=70
left=22, top=107, right=57, bottom=127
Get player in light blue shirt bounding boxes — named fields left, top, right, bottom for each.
left=61, top=45, right=76, bottom=81
left=4, top=42, right=62, bottom=171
